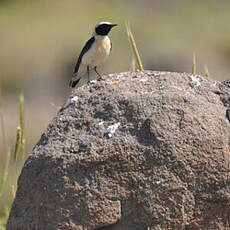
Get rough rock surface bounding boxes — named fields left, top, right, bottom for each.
left=7, top=71, right=230, bottom=230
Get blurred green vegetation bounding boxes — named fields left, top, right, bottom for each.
left=1, top=0, right=230, bottom=228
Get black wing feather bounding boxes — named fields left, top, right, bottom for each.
left=74, top=36, right=95, bottom=74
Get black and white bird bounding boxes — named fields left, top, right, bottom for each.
left=69, top=21, right=117, bottom=88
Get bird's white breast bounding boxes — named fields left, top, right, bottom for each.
left=81, top=35, right=111, bottom=69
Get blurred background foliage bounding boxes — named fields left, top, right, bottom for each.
left=1, top=0, right=230, bottom=227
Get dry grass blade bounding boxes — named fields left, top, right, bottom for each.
left=20, top=94, right=25, bottom=159
left=130, top=55, right=136, bottom=71
left=125, top=21, right=144, bottom=71
left=50, top=102, right=61, bottom=110
left=192, top=51, right=196, bottom=75
left=14, top=126, right=21, bottom=161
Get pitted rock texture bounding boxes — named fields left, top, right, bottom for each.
left=7, top=71, right=230, bottom=230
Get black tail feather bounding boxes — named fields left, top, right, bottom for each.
left=69, top=78, right=81, bottom=88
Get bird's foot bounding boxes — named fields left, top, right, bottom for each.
left=98, top=75, right=105, bottom=81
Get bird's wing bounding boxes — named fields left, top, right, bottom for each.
left=73, top=36, right=95, bottom=74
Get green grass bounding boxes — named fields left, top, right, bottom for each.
left=0, top=150, right=11, bottom=230
left=0, top=150, right=11, bottom=198
left=0, top=206, right=10, bottom=230
left=0, top=94, right=26, bottom=229
left=204, top=64, right=210, bottom=77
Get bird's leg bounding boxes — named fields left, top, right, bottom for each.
left=94, top=67, right=102, bottom=81
left=87, top=66, right=90, bottom=84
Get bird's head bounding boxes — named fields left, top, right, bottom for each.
left=94, top=21, right=117, bottom=36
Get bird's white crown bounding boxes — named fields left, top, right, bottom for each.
left=95, top=21, right=113, bottom=28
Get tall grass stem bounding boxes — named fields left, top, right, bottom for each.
left=20, top=94, right=25, bottom=159
left=14, top=126, right=21, bottom=161
left=192, top=51, right=196, bottom=75
left=0, top=80, right=7, bottom=153
left=0, top=149, right=11, bottom=198
left=126, top=22, right=144, bottom=71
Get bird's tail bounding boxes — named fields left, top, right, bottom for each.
left=69, top=76, right=81, bottom=88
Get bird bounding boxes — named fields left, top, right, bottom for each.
left=69, top=21, right=117, bottom=88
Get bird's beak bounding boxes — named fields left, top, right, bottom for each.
left=111, top=24, right=118, bottom=27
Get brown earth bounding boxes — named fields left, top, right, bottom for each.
left=7, top=71, right=230, bottom=230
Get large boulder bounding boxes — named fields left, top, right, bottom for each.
left=7, top=71, right=230, bottom=230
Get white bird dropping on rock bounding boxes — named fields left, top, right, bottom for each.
left=190, top=75, right=201, bottom=86
left=106, top=122, right=120, bottom=137
left=71, top=96, right=79, bottom=103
